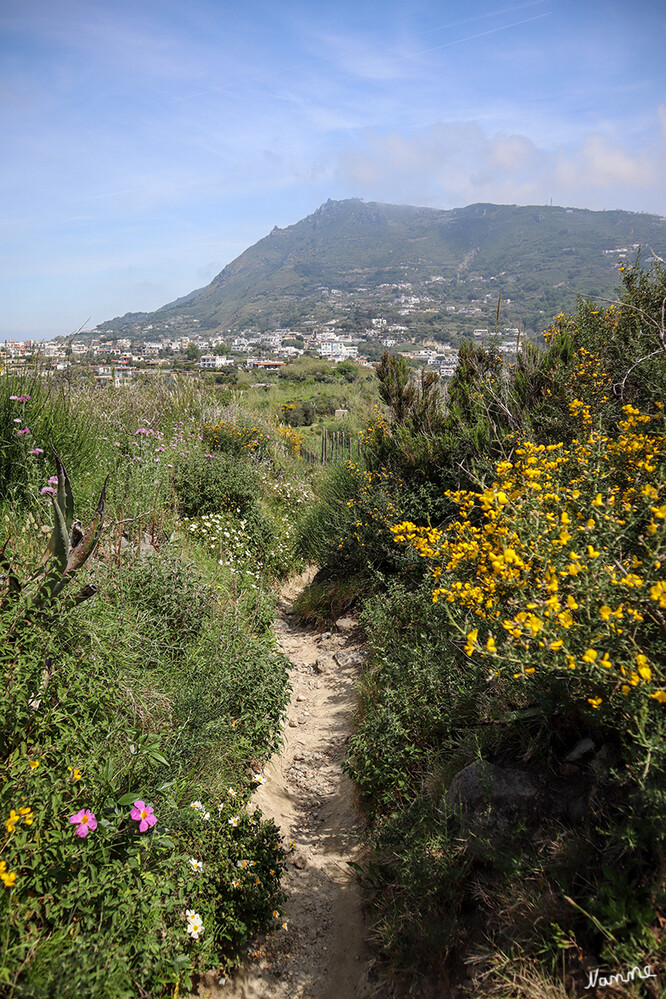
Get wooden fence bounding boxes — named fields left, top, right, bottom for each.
left=299, top=427, right=361, bottom=465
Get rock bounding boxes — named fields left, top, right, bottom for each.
left=334, top=650, right=365, bottom=668
left=313, top=658, right=328, bottom=674
left=292, top=853, right=307, bottom=869
left=288, top=719, right=298, bottom=728
left=564, top=737, right=595, bottom=763
left=444, top=759, right=538, bottom=828
left=335, top=616, right=356, bottom=632
left=318, top=631, right=332, bottom=642
left=296, top=695, right=305, bottom=702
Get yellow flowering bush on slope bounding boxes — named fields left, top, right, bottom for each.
left=392, top=402, right=666, bottom=717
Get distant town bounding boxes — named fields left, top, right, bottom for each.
left=1, top=313, right=527, bottom=387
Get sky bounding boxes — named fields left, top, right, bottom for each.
left=1, top=0, right=665, bottom=338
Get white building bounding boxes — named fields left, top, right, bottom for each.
left=199, top=354, right=233, bottom=369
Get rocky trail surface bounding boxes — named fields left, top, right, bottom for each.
left=193, top=569, right=392, bottom=999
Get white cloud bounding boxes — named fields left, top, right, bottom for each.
left=333, top=112, right=666, bottom=213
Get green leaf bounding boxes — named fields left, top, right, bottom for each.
left=117, top=792, right=142, bottom=806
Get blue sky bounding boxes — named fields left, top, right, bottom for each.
left=1, top=0, right=664, bottom=337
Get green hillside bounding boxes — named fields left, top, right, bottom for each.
left=98, top=199, right=666, bottom=337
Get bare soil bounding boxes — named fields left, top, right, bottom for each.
left=192, top=568, right=392, bottom=999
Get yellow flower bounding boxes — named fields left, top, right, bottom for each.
left=0, top=862, right=16, bottom=887
left=587, top=545, right=600, bottom=558
left=599, top=605, right=612, bottom=621
left=463, top=628, right=478, bottom=657
left=582, top=649, right=597, bottom=663
left=650, top=690, right=666, bottom=703
left=591, top=493, right=603, bottom=507
left=635, top=654, right=651, bottom=682
left=68, top=767, right=82, bottom=781
left=558, top=610, right=574, bottom=629
left=566, top=595, right=578, bottom=610
left=550, top=639, right=564, bottom=650
left=587, top=697, right=603, bottom=709
left=18, top=806, right=34, bottom=826
left=28, top=760, right=40, bottom=770
left=6, top=810, right=20, bottom=834
left=486, top=636, right=497, bottom=653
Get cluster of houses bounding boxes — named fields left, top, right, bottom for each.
left=2, top=316, right=523, bottom=388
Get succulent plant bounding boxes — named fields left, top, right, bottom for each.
left=1, top=448, right=108, bottom=629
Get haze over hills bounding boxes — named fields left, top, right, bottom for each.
left=96, top=199, right=666, bottom=341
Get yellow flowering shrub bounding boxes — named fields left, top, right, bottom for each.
left=202, top=419, right=272, bottom=457
left=392, top=403, right=666, bottom=714
left=275, top=423, right=304, bottom=457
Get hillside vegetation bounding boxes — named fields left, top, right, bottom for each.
left=298, top=260, right=666, bottom=996
left=0, top=378, right=321, bottom=997
left=99, top=200, right=666, bottom=337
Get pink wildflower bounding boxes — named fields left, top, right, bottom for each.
left=130, top=800, right=157, bottom=832
left=69, top=809, right=97, bottom=837
left=40, top=486, right=56, bottom=496
left=29, top=448, right=44, bottom=456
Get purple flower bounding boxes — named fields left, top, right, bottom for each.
left=48, top=476, right=59, bottom=486
left=130, top=800, right=157, bottom=833
left=40, top=486, right=56, bottom=496
left=29, top=448, right=44, bottom=456
left=69, top=809, right=97, bottom=838
left=17, top=428, right=30, bottom=435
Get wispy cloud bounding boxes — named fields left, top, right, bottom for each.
left=334, top=110, right=666, bottom=212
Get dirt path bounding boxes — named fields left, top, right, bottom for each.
left=193, top=568, right=387, bottom=999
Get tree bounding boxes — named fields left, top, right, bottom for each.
left=375, top=351, right=415, bottom=423
left=185, top=344, right=201, bottom=361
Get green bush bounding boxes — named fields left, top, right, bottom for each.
left=173, top=451, right=259, bottom=518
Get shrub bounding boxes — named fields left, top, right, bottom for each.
left=173, top=451, right=259, bottom=518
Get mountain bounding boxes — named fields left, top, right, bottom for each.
left=97, top=199, right=666, bottom=339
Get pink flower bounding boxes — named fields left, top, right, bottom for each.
left=130, top=800, right=157, bottom=832
left=69, top=809, right=97, bottom=837
left=48, top=476, right=59, bottom=486
left=29, top=448, right=44, bottom=456
left=40, top=486, right=56, bottom=496
left=17, top=427, right=30, bottom=435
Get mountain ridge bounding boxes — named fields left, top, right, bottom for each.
left=96, top=199, right=666, bottom=339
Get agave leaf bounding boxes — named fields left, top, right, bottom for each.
left=53, top=448, right=75, bottom=533
left=65, top=476, right=108, bottom=575
left=50, top=496, right=70, bottom=575
left=34, top=451, right=74, bottom=573
left=31, top=495, right=71, bottom=608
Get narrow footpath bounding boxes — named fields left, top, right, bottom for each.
left=193, top=568, right=391, bottom=999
